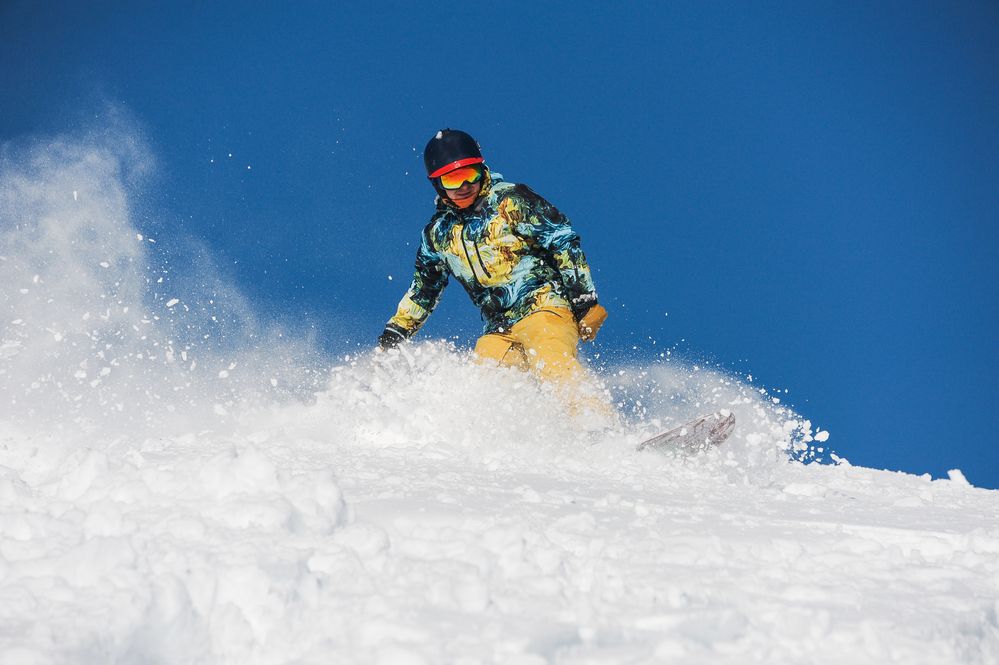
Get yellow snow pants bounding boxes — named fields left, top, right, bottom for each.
left=474, top=307, right=614, bottom=422
left=474, top=306, right=582, bottom=380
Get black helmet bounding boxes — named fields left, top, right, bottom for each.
left=424, top=129, right=484, bottom=179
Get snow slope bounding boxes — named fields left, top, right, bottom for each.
left=1, top=137, right=997, bottom=664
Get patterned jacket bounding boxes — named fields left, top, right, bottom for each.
left=386, top=172, right=598, bottom=337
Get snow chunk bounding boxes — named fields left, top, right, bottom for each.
left=782, top=483, right=828, bottom=497
left=946, top=469, right=971, bottom=486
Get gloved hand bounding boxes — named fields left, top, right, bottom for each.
left=378, top=328, right=405, bottom=350
left=577, top=303, right=608, bottom=342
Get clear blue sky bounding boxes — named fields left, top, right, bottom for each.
left=2, top=2, right=997, bottom=487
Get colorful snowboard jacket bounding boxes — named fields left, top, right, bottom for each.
left=386, top=172, right=598, bottom=338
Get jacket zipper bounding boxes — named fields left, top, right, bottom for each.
left=460, top=224, right=491, bottom=283
left=473, top=238, right=492, bottom=278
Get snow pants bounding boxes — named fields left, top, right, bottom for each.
left=474, top=307, right=614, bottom=422
left=474, top=307, right=582, bottom=380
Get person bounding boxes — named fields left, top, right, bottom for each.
left=378, top=129, right=609, bottom=409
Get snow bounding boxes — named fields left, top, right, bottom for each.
left=3, top=378, right=998, bottom=664
left=948, top=469, right=972, bottom=486
left=1, top=137, right=997, bottom=664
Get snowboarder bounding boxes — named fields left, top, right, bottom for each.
left=378, top=129, right=608, bottom=402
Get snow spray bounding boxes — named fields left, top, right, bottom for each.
left=0, top=128, right=826, bottom=475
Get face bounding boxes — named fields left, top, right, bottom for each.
left=445, top=179, right=482, bottom=203
left=438, top=165, right=484, bottom=208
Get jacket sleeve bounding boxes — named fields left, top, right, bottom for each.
left=385, top=225, right=449, bottom=338
left=512, top=185, right=598, bottom=316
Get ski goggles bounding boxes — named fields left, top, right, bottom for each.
left=438, top=165, right=484, bottom=190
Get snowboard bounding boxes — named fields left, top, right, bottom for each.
left=636, top=411, right=736, bottom=454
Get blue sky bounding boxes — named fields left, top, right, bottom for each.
left=2, top=1, right=997, bottom=487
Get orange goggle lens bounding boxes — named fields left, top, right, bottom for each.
left=438, top=165, right=483, bottom=190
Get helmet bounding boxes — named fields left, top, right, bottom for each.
left=424, top=129, right=484, bottom=179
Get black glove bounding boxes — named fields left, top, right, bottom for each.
left=378, top=328, right=405, bottom=350
left=570, top=292, right=599, bottom=321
